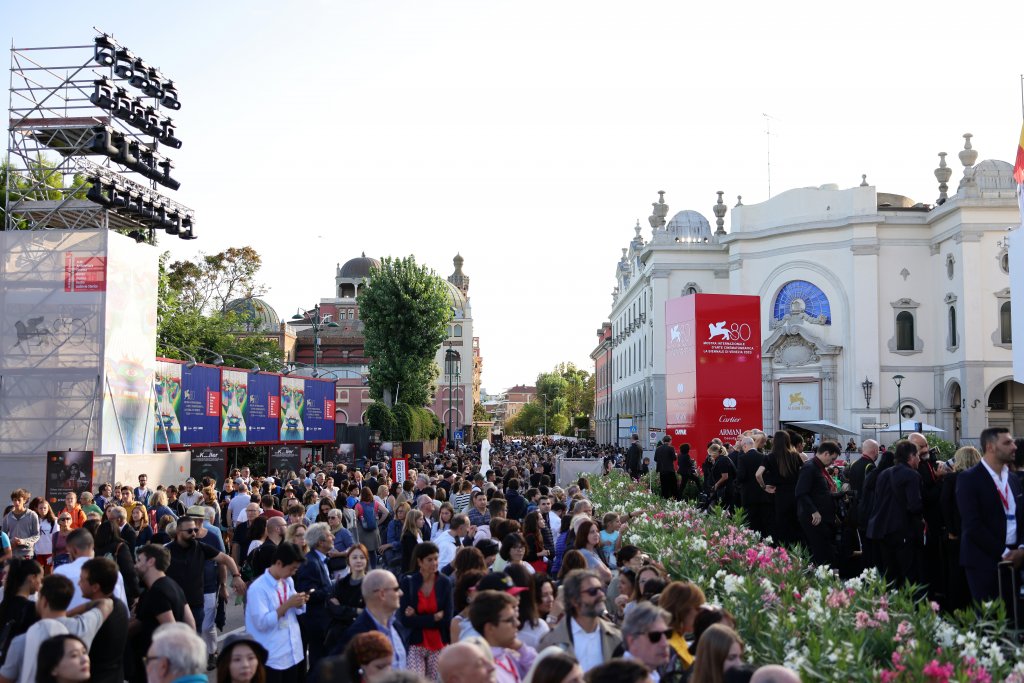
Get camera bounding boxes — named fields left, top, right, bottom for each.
left=927, top=447, right=940, bottom=459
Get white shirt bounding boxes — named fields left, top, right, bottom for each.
left=228, top=495, right=252, bottom=525
left=981, top=459, right=1018, bottom=549
left=18, top=610, right=104, bottom=683
left=570, top=618, right=604, bottom=672
left=546, top=512, right=561, bottom=537
left=435, top=531, right=459, bottom=570
left=623, top=651, right=661, bottom=683
left=54, top=556, right=128, bottom=610
left=245, top=571, right=306, bottom=670
left=321, top=487, right=339, bottom=501
left=180, top=490, right=205, bottom=508
left=518, top=618, right=550, bottom=651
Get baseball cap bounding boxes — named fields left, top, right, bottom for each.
left=477, top=571, right=528, bottom=596
left=265, top=476, right=275, bottom=484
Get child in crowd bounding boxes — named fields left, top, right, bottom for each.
left=600, top=512, right=621, bottom=569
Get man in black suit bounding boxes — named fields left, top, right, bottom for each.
left=505, top=479, right=528, bottom=522
left=848, top=439, right=879, bottom=569
left=294, top=522, right=337, bottom=666
left=625, top=434, right=643, bottom=480
left=676, top=444, right=696, bottom=499
left=736, top=435, right=771, bottom=537
left=866, top=440, right=923, bottom=588
left=795, top=441, right=843, bottom=567
left=956, top=427, right=1023, bottom=603
left=654, top=437, right=677, bottom=500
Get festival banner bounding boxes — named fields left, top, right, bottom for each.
left=280, top=376, right=306, bottom=442
left=246, top=373, right=281, bottom=444
left=190, top=446, right=227, bottom=484
left=45, top=451, right=94, bottom=514
left=391, top=456, right=409, bottom=485
left=220, top=370, right=249, bottom=444
left=302, top=377, right=336, bottom=442
left=154, top=360, right=221, bottom=448
left=269, top=445, right=302, bottom=478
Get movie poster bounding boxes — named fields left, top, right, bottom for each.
left=155, top=361, right=221, bottom=448
left=190, top=446, right=227, bottom=484
left=302, top=378, right=336, bottom=442
left=280, top=377, right=305, bottom=441
left=221, top=370, right=249, bottom=443
left=46, top=451, right=93, bottom=514
left=336, top=443, right=355, bottom=468
left=269, top=445, right=302, bottom=479
left=246, top=373, right=281, bottom=443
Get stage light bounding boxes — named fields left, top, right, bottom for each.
left=164, top=209, right=180, bottom=235
left=159, top=119, right=181, bottom=148
left=179, top=215, right=196, bottom=240
left=129, top=58, right=153, bottom=90
left=90, top=78, right=114, bottom=109
left=113, top=48, right=136, bottom=79
left=88, top=126, right=118, bottom=156
left=113, top=87, right=133, bottom=119
left=129, top=98, right=147, bottom=128
left=142, top=67, right=164, bottom=98
left=116, top=136, right=137, bottom=166
left=143, top=107, right=161, bottom=136
left=160, top=81, right=180, bottom=110
left=94, top=35, right=116, bottom=66
left=86, top=178, right=108, bottom=206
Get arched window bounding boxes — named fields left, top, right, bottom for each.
left=948, top=306, right=957, bottom=348
left=1001, top=302, right=1012, bottom=344
left=896, top=311, right=915, bottom=351
left=773, top=280, right=831, bottom=324
left=454, top=324, right=463, bottom=338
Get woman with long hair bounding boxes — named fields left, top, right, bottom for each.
left=556, top=549, right=588, bottom=581
left=315, top=631, right=393, bottom=683
left=149, top=490, right=178, bottom=524
left=29, top=498, right=56, bottom=573
left=522, top=511, right=549, bottom=574
left=128, top=505, right=154, bottom=547
left=534, top=573, right=557, bottom=625
left=399, top=542, right=452, bottom=680
left=757, top=430, right=804, bottom=546
left=284, top=522, right=307, bottom=555
left=36, top=634, right=90, bottom=683
left=430, top=503, right=454, bottom=538
left=355, top=487, right=389, bottom=567
left=315, top=497, right=336, bottom=525
left=202, top=487, right=221, bottom=528
left=450, top=569, right=486, bottom=642
left=499, top=533, right=534, bottom=575
left=573, top=520, right=612, bottom=584
left=659, top=580, right=707, bottom=674
left=94, top=520, right=140, bottom=605
left=327, top=543, right=370, bottom=638
left=505, top=563, right=549, bottom=649
left=688, top=623, right=744, bottom=683
left=380, top=502, right=410, bottom=572
left=0, top=559, right=41, bottom=662
left=400, top=510, right=425, bottom=575
left=246, top=517, right=269, bottom=556
left=523, top=650, right=582, bottom=683
left=215, top=634, right=267, bottom=683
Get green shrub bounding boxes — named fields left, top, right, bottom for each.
left=366, top=401, right=399, bottom=441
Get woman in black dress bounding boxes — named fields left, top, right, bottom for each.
left=758, top=431, right=805, bottom=547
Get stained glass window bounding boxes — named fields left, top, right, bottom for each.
left=773, top=280, right=831, bottom=324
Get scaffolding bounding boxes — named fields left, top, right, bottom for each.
left=5, top=32, right=195, bottom=240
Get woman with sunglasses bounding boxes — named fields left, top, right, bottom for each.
left=29, top=498, right=56, bottom=573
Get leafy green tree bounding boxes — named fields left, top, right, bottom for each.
left=167, top=246, right=267, bottom=314
left=473, top=402, right=490, bottom=421
left=359, top=256, right=452, bottom=408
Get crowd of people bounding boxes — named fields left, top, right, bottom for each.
left=3, top=424, right=1015, bottom=683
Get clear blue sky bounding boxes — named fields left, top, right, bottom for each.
left=5, top=2, right=1024, bottom=391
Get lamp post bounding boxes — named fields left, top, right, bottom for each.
left=541, top=393, right=548, bottom=437
left=893, top=374, right=905, bottom=439
left=861, top=377, right=873, bottom=409
left=292, top=304, right=339, bottom=376
left=445, top=349, right=460, bottom=445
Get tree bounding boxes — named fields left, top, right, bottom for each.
left=473, top=402, right=490, bottom=421
left=166, top=246, right=267, bottom=315
left=359, top=256, right=453, bottom=408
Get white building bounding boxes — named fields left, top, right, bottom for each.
left=603, top=134, right=1021, bottom=447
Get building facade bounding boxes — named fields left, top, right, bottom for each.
left=599, top=134, right=1021, bottom=448
left=590, top=322, right=613, bottom=444
left=494, top=385, right=537, bottom=428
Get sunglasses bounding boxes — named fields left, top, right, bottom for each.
left=645, top=629, right=673, bottom=643
left=582, top=586, right=605, bottom=597
left=179, top=528, right=198, bottom=534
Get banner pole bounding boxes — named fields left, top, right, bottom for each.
left=85, top=375, right=100, bottom=450
left=105, top=376, right=127, bottom=453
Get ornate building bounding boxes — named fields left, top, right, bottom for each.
left=224, top=296, right=297, bottom=362
left=596, top=133, right=1021, bottom=448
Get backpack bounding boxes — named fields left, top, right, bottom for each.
left=358, top=502, right=377, bottom=531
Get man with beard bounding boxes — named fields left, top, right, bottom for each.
left=539, top=569, right=621, bottom=672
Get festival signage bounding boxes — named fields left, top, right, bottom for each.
left=302, top=378, right=336, bottom=442
left=190, top=446, right=227, bottom=483
left=391, top=456, right=409, bottom=485
left=778, top=381, right=821, bottom=422
left=269, top=445, right=302, bottom=478
left=246, top=372, right=281, bottom=444
left=154, top=360, right=221, bottom=448
left=666, top=293, right=762, bottom=466
left=45, top=451, right=93, bottom=514
left=280, top=376, right=306, bottom=441
left=336, top=443, right=356, bottom=468
left=220, top=369, right=249, bottom=444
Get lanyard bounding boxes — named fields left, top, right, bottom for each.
left=993, top=475, right=1011, bottom=512
left=276, top=580, right=288, bottom=607
left=494, top=655, right=520, bottom=682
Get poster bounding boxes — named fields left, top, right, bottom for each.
left=302, top=378, right=336, bottom=442
left=221, top=370, right=249, bottom=443
left=391, top=457, right=409, bottom=485
left=269, top=445, right=302, bottom=479
left=46, top=451, right=93, bottom=514
left=336, top=443, right=355, bottom=468
left=190, top=446, right=227, bottom=484
left=778, top=382, right=821, bottom=422
left=665, top=293, right=762, bottom=466
left=280, top=377, right=306, bottom=441
left=246, top=373, right=281, bottom=443
left=154, top=361, right=221, bottom=448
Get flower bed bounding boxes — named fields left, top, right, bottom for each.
left=587, top=473, right=1024, bottom=682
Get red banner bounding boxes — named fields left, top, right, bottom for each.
left=666, top=294, right=762, bottom=466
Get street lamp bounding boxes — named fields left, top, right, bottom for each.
left=445, top=349, right=461, bottom=445
left=292, top=304, right=339, bottom=376
left=861, top=377, right=873, bottom=409
left=541, top=393, right=548, bottom=437
left=892, top=374, right=905, bottom=439
left=222, top=353, right=263, bottom=374
left=159, top=343, right=196, bottom=367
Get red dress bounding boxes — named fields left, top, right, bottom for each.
left=417, top=584, right=444, bottom=651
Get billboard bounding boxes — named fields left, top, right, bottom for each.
left=45, top=451, right=93, bottom=514
left=154, top=360, right=221, bottom=448
left=246, top=373, right=281, bottom=444
left=190, top=446, right=227, bottom=484
left=280, top=376, right=305, bottom=441
left=303, top=378, right=336, bottom=442
left=778, top=381, right=821, bottom=422
left=269, top=445, right=302, bottom=478
left=220, top=369, right=250, bottom=443
left=666, top=294, right=762, bottom=466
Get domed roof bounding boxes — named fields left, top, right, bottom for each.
left=225, top=297, right=281, bottom=332
left=339, top=253, right=380, bottom=279
left=666, top=210, right=712, bottom=242
left=443, top=279, right=468, bottom=318
left=972, top=159, right=1016, bottom=191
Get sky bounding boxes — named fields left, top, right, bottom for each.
left=5, top=1, right=1024, bottom=392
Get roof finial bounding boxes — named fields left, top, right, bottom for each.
left=735, top=195, right=743, bottom=207
left=958, top=133, right=978, bottom=191
left=361, top=251, right=366, bottom=258
left=648, top=190, right=669, bottom=230
left=860, top=174, right=868, bottom=187
left=934, top=152, right=951, bottom=205
left=713, top=191, right=727, bottom=236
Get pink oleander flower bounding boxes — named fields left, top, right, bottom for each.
left=893, top=620, right=912, bottom=642
left=874, top=608, right=890, bottom=623
left=854, top=611, right=874, bottom=630
left=826, top=589, right=850, bottom=609
left=922, top=659, right=954, bottom=681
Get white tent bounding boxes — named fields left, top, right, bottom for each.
left=878, top=420, right=945, bottom=434
left=786, top=420, right=859, bottom=436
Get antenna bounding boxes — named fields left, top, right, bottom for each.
left=763, top=113, right=777, bottom=198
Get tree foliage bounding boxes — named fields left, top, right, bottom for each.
left=473, top=402, right=490, bottom=422
left=358, top=256, right=453, bottom=408
left=505, top=362, right=594, bottom=436
left=166, top=246, right=267, bottom=315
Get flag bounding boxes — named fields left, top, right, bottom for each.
left=1016, top=122, right=1024, bottom=185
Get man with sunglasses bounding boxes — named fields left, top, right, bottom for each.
left=620, top=602, right=671, bottom=682
left=539, top=569, right=622, bottom=672
left=469, top=590, right=537, bottom=683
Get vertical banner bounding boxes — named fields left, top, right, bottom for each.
left=190, top=446, right=227, bottom=484
left=46, top=451, right=94, bottom=514
left=246, top=373, right=281, bottom=444
left=220, top=370, right=249, bottom=443
left=302, top=378, right=336, bottom=442
left=666, top=294, right=762, bottom=466
left=1011, top=228, right=1024, bottom=383
left=269, top=445, right=302, bottom=478
left=155, top=361, right=221, bottom=448
left=280, top=377, right=306, bottom=441
left=391, top=456, right=409, bottom=485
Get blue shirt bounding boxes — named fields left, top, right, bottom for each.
left=367, top=610, right=407, bottom=669
left=333, top=527, right=354, bottom=553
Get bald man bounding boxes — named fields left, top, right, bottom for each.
left=850, top=438, right=880, bottom=571
left=438, top=641, right=496, bottom=683
left=750, top=664, right=801, bottom=683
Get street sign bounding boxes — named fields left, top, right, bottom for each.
left=454, top=430, right=464, bottom=441
left=629, top=426, right=637, bottom=433
left=863, top=422, right=889, bottom=429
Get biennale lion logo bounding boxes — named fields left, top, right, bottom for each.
left=221, top=379, right=248, bottom=442
left=154, top=371, right=182, bottom=443
left=708, top=321, right=731, bottom=341
left=788, top=392, right=809, bottom=408
left=670, top=325, right=681, bottom=342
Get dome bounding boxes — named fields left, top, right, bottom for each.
left=443, top=279, right=468, bottom=317
left=339, top=253, right=380, bottom=279
left=225, top=297, right=281, bottom=332
left=666, top=210, right=712, bottom=242
left=973, top=159, right=1017, bottom=192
